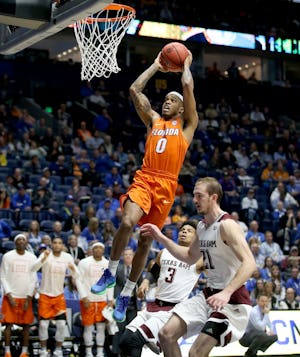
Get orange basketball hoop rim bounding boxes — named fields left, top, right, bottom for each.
left=71, top=3, right=136, bottom=26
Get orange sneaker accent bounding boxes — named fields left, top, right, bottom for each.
left=19, top=353, right=29, bottom=357
left=4, top=352, right=12, bottom=357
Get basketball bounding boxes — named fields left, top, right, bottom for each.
left=159, top=42, right=189, bottom=72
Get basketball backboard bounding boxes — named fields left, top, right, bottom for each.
left=0, top=0, right=111, bottom=55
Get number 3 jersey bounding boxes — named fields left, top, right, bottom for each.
left=142, top=117, right=188, bottom=177
left=197, top=213, right=242, bottom=290
left=156, top=249, right=200, bottom=303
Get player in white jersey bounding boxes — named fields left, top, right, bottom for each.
left=119, top=220, right=203, bottom=357
left=0, top=233, right=38, bottom=357
left=140, top=177, right=257, bottom=357
left=75, top=242, right=113, bottom=357
left=31, top=237, right=78, bottom=357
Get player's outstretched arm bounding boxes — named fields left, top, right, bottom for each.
left=129, top=54, right=163, bottom=127
left=140, top=223, right=201, bottom=265
left=181, top=52, right=198, bottom=143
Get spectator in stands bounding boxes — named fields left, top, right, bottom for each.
left=4, top=175, right=17, bottom=197
left=270, top=264, right=286, bottom=292
left=66, top=234, right=86, bottom=265
left=171, top=204, right=188, bottom=225
left=63, top=205, right=86, bottom=232
left=0, top=187, right=10, bottom=209
left=282, top=246, right=300, bottom=281
left=50, top=221, right=64, bottom=239
left=28, top=220, right=43, bottom=251
left=274, top=160, right=290, bottom=183
left=93, top=107, right=112, bottom=134
left=94, top=145, right=114, bottom=173
left=246, top=220, right=265, bottom=243
left=31, top=186, right=51, bottom=212
left=102, top=220, right=117, bottom=257
left=272, top=201, right=286, bottom=225
left=261, top=161, right=276, bottom=192
left=10, top=185, right=31, bottom=217
left=96, top=199, right=116, bottom=223
left=270, top=182, right=299, bottom=210
left=0, top=233, right=38, bottom=357
left=97, top=187, right=120, bottom=212
left=31, top=237, right=78, bottom=357
left=46, top=138, right=63, bottom=163
left=83, top=205, right=96, bottom=226
left=0, top=217, right=11, bottom=242
left=278, top=287, right=299, bottom=309
left=81, top=160, right=103, bottom=188
left=77, top=121, right=93, bottom=144
left=60, top=195, right=75, bottom=221
left=273, top=145, right=287, bottom=164
left=231, top=211, right=248, bottom=233
left=85, top=130, right=104, bottom=151
left=260, top=256, right=274, bottom=281
left=67, top=178, right=91, bottom=207
left=246, top=268, right=263, bottom=298
left=75, top=241, right=113, bottom=357
left=277, top=206, right=298, bottom=252
left=89, top=89, right=108, bottom=109
left=249, top=278, right=266, bottom=305
left=48, top=155, right=71, bottom=183
left=41, top=168, right=57, bottom=192
left=249, top=240, right=265, bottom=269
left=285, top=267, right=300, bottom=299
left=71, top=223, right=88, bottom=253
left=286, top=175, right=300, bottom=202
left=241, top=187, right=259, bottom=224
left=81, top=217, right=103, bottom=244
left=260, top=231, right=285, bottom=265
left=104, top=166, right=123, bottom=188
left=23, top=154, right=42, bottom=174
left=111, top=207, right=123, bottom=229
left=12, top=168, right=28, bottom=189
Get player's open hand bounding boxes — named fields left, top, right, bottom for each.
left=137, top=280, right=149, bottom=299
left=140, top=223, right=164, bottom=243
left=155, top=52, right=169, bottom=73
left=184, top=51, right=193, bottom=68
left=206, top=290, right=231, bottom=311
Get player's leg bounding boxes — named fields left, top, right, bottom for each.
left=83, top=325, right=94, bottom=357
left=91, top=199, right=144, bottom=295
left=95, top=322, right=106, bottom=357
left=20, top=324, right=30, bottom=356
left=4, top=323, right=12, bottom=357
left=53, top=313, right=67, bottom=357
left=158, top=314, right=187, bottom=357
left=119, top=329, right=146, bottom=357
left=113, top=233, right=152, bottom=322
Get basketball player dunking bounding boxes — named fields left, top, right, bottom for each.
left=91, top=50, right=199, bottom=323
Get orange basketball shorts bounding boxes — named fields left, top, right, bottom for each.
left=120, top=169, right=177, bottom=229
left=1, top=296, right=34, bottom=325
left=38, top=293, right=66, bottom=319
left=80, top=300, right=107, bottom=326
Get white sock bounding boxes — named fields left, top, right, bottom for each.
left=86, top=346, right=92, bottom=354
left=108, top=259, right=119, bottom=276
left=121, top=279, right=136, bottom=296
left=5, top=346, right=10, bottom=353
left=21, top=346, right=28, bottom=353
left=97, top=346, right=104, bottom=355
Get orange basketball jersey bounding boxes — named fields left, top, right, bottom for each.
left=142, top=117, right=188, bottom=177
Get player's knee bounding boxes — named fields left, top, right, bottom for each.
left=121, top=215, right=135, bottom=231
left=39, top=319, right=49, bottom=341
left=138, top=233, right=153, bottom=248
left=119, top=329, right=145, bottom=357
left=158, top=325, right=176, bottom=345
left=55, top=320, right=66, bottom=342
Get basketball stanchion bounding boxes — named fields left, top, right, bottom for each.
left=73, top=3, right=135, bottom=80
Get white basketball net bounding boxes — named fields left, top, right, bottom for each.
left=74, top=4, right=135, bottom=81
